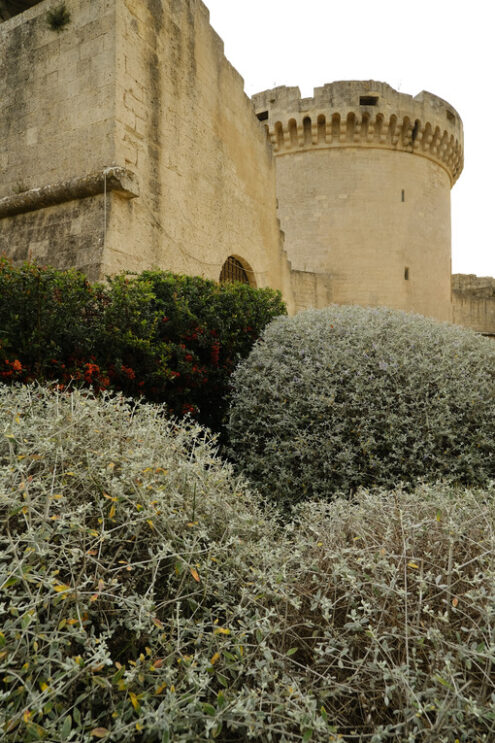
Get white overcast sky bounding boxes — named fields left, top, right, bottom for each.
left=206, top=0, right=494, bottom=278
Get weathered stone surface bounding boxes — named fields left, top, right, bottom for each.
left=452, top=274, right=495, bottom=336
left=0, top=195, right=106, bottom=282
left=0, top=168, right=139, bottom=218
left=0, top=0, right=294, bottom=307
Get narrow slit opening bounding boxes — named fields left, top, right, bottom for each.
left=360, top=95, right=379, bottom=106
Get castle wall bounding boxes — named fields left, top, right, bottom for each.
left=0, top=0, right=116, bottom=275
left=452, top=274, right=495, bottom=336
left=0, top=0, right=293, bottom=307
left=105, top=0, right=291, bottom=300
left=0, top=0, right=117, bottom=189
left=0, top=196, right=106, bottom=280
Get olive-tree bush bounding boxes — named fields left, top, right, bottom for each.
left=228, top=306, right=495, bottom=506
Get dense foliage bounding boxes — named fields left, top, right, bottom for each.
left=228, top=305, right=495, bottom=507
left=285, top=485, right=495, bottom=742
left=1, top=385, right=494, bottom=742
left=0, top=260, right=286, bottom=432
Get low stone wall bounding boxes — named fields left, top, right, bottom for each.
left=452, top=274, right=495, bottom=336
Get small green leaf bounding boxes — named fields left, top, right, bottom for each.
left=433, top=675, right=454, bottom=691
left=26, top=722, right=46, bottom=739
left=302, top=729, right=313, bottom=742
left=61, top=716, right=72, bottom=737
left=211, top=722, right=222, bottom=739
left=202, top=703, right=216, bottom=716
left=21, top=612, right=33, bottom=630
left=216, top=673, right=228, bottom=688
left=320, top=706, right=328, bottom=722
left=286, top=647, right=298, bottom=656
left=111, top=666, right=126, bottom=684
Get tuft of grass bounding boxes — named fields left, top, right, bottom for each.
left=46, top=3, right=71, bottom=32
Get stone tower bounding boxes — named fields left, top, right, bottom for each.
left=252, top=81, right=463, bottom=321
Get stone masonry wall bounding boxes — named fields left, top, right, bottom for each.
left=253, top=81, right=463, bottom=322
left=0, top=0, right=116, bottom=275
left=276, top=147, right=452, bottom=320
left=452, top=274, right=495, bottom=336
left=104, top=0, right=292, bottom=301
left=0, top=0, right=293, bottom=307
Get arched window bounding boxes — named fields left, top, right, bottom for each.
left=219, top=256, right=252, bottom=286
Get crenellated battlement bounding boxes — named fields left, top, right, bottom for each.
left=252, top=81, right=463, bottom=184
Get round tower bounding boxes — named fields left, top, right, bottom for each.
left=252, top=81, right=463, bottom=321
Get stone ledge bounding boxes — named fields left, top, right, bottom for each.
left=0, top=167, right=139, bottom=219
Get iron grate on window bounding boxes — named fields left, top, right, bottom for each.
left=219, top=256, right=250, bottom=285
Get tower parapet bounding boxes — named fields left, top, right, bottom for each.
left=253, top=81, right=463, bottom=185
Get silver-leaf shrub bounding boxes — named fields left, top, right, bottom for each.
left=281, top=484, right=495, bottom=742
left=1, top=385, right=495, bottom=741
left=227, top=306, right=495, bottom=506
left=0, top=385, right=325, bottom=742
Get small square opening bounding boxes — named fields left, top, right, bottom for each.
left=446, top=110, right=455, bottom=123
left=360, top=96, right=379, bottom=106
left=256, top=111, right=269, bottom=122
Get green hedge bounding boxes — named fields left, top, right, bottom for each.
left=0, top=260, right=286, bottom=431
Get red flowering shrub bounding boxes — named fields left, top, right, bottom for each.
left=0, top=260, right=285, bottom=432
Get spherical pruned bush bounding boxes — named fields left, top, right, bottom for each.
left=227, top=305, right=495, bottom=506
